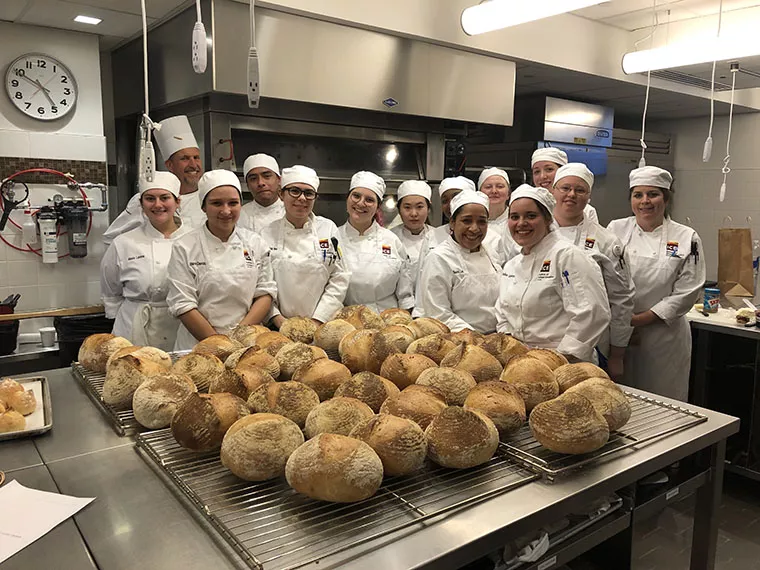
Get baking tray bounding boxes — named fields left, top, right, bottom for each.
left=0, top=376, right=53, bottom=441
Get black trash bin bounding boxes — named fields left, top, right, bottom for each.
left=0, top=320, right=20, bottom=356
left=54, top=314, right=114, bottom=367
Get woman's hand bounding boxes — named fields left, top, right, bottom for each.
left=631, top=310, right=660, bottom=328
left=606, top=346, right=626, bottom=381
left=271, top=315, right=286, bottom=329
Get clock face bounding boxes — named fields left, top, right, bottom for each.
left=5, top=53, right=78, bottom=121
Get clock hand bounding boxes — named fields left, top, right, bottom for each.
left=19, top=74, right=43, bottom=97
left=34, top=79, right=56, bottom=107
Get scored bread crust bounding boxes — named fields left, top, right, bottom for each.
left=529, top=392, right=610, bottom=454
left=379, top=353, right=438, bottom=390
left=171, top=392, right=250, bottom=452
left=291, top=359, right=352, bottom=401
left=349, top=414, right=427, bottom=476
left=499, top=355, right=559, bottom=412
left=439, top=343, right=502, bottom=383
left=334, top=372, right=400, bottom=413
left=464, top=381, right=526, bottom=437
left=133, top=372, right=197, bottom=429
left=425, top=407, right=499, bottom=468
left=415, top=366, right=477, bottom=406
left=247, top=381, right=320, bottom=428
left=303, top=396, right=374, bottom=438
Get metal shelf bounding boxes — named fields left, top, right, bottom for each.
left=135, top=428, right=539, bottom=570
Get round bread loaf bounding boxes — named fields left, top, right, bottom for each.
left=229, top=324, right=270, bottom=347
left=254, top=331, right=290, bottom=350
left=500, top=355, right=559, bottom=411
left=529, top=392, right=610, bottom=454
left=380, top=308, right=413, bottom=326
left=172, top=352, right=226, bottom=392
left=566, top=380, right=631, bottom=431
left=0, top=401, right=5, bottom=413
left=425, top=407, right=499, bottom=468
left=0, top=378, right=23, bottom=404
left=339, top=329, right=398, bottom=374
left=209, top=367, right=273, bottom=399
left=106, top=345, right=142, bottom=367
left=0, top=410, right=25, bottom=433
left=78, top=334, right=133, bottom=373
left=193, top=335, right=242, bottom=361
left=555, top=363, right=610, bottom=393
left=304, top=397, right=374, bottom=438
left=445, top=329, right=484, bottom=347
left=479, top=333, right=529, bottom=367
left=247, top=381, right=320, bottom=428
left=6, top=389, right=36, bottom=416
left=380, top=353, right=438, bottom=389
left=228, top=347, right=280, bottom=379
left=406, top=334, right=457, bottom=364
left=379, top=385, right=447, bottom=429
left=464, top=382, right=526, bottom=437
left=222, top=413, right=305, bottom=481
left=568, top=376, right=620, bottom=392
left=350, top=414, right=427, bottom=476
left=126, top=346, right=173, bottom=369
left=286, top=433, right=384, bottom=502
left=171, top=392, right=250, bottom=451
left=336, top=305, right=385, bottom=330
left=525, top=348, right=569, bottom=371
left=439, top=343, right=502, bottom=383
left=415, top=367, right=476, bottom=406
left=378, top=326, right=417, bottom=353
left=103, top=354, right=168, bottom=408
left=279, top=317, right=319, bottom=344
left=313, top=319, right=356, bottom=360
left=334, top=372, right=400, bottom=412
left=407, top=317, right=450, bottom=338
left=276, top=342, right=328, bottom=381
left=292, top=358, right=352, bottom=401
left=133, top=372, right=197, bottom=429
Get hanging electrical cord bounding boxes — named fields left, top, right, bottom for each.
left=719, top=62, right=739, bottom=203
left=703, top=0, right=725, bottom=162
left=247, top=0, right=260, bottom=108
left=637, top=0, right=659, bottom=168
left=137, top=0, right=157, bottom=183
left=192, top=0, right=207, bottom=73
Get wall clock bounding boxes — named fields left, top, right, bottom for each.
left=4, top=53, right=78, bottom=121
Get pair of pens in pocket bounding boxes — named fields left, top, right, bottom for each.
left=561, top=270, right=570, bottom=285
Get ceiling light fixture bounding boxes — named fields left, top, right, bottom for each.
left=622, top=36, right=760, bottom=74
left=461, top=0, right=607, bottom=36
left=74, top=15, right=101, bottom=25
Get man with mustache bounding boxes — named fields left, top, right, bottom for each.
left=103, top=115, right=206, bottom=246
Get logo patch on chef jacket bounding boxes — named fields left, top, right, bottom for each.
left=584, top=238, right=596, bottom=250
left=540, top=260, right=551, bottom=273
left=243, top=249, right=254, bottom=268
left=666, top=241, right=679, bottom=256
left=382, top=244, right=392, bottom=256
left=319, top=239, right=329, bottom=249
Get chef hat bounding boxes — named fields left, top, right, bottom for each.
left=397, top=180, right=432, bottom=202
left=477, top=167, right=510, bottom=191
left=198, top=170, right=242, bottom=205
left=510, top=184, right=556, bottom=216
left=154, top=115, right=199, bottom=160
left=350, top=171, right=386, bottom=199
left=531, top=148, right=568, bottom=167
left=243, top=154, right=280, bottom=177
left=281, top=165, right=320, bottom=191
left=439, top=176, right=476, bottom=197
left=139, top=171, right=181, bottom=198
left=554, top=163, right=594, bottom=190
left=629, top=166, right=673, bottom=190
left=451, top=190, right=490, bottom=216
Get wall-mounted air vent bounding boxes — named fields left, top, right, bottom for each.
left=651, top=70, right=732, bottom=92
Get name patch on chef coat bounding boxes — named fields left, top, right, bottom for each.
left=584, top=238, right=596, bottom=250
left=319, top=239, right=329, bottom=249
left=666, top=241, right=680, bottom=257
left=382, top=244, right=391, bottom=256
left=243, top=249, right=254, bottom=268
left=127, top=254, right=145, bottom=261
left=189, top=261, right=207, bottom=266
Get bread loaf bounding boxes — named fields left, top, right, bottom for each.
left=530, top=392, right=610, bottom=454
left=0, top=400, right=5, bottom=413
left=425, top=407, right=499, bottom=468
left=415, top=367, right=476, bottom=406
left=339, top=329, right=398, bottom=374
left=525, top=348, right=569, bottom=371
left=276, top=342, right=328, bottom=381
left=229, top=324, right=270, bottom=347
left=406, top=334, right=457, bottom=364
left=350, top=414, right=427, bottom=476
left=500, top=355, right=559, bottom=411
left=379, top=385, right=447, bottom=429
left=106, top=345, right=142, bottom=367
left=334, top=372, right=399, bottom=412
left=171, top=392, right=250, bottom=451
left=227, top=347, right=280, bottom=379
left=286, top=433, right=384, bottom=502
left=379, top=353, right=438, bottom=389
left=222, top=413, right=305, bottom=481
left=336, top=305, right=385, bottom=330
left=78, top=334, right=133, bottom=373
left=380, top=308, right=413, bottom=326
left=566, top=380, right=631, bottom=431
left=254, top=331, right=291, bottom=354
left=209, top=367, right=273, bottom=399
left=0, top=410, right=25, bottom=433
left=6, top=389, right=36, bottom=416
left=439, top=343, right=502, bottom=383
left=479, top=333, right=529, bottom=367
left=103, top=354, right=168, bottom=408
left=133, top=372, right=197, bottom=429
left=291, top=358, right=352, bottom=401
left=0, top=378, right=23, bottom=405
left=172, top=352, right=226, bottom=392
left=247, top=381, right=320, bottom=428
left=279, top=317, right=319, bottom=344
left=407, top=317, right=450, bottom=338
left=444, top=329, right=484, bottom=347
left=555, top=363, right=610, bottom=393
left=313, top=319, right=356, bottom=360
left=464, top=382, right=526, bottom=437
left=193, top=334, right=242, bottom=361
left=304, top=396, right=374, bottom=438
left=378, top=326, right=417, bottom=353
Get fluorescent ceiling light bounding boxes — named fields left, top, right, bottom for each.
left=461, top=0, right=607, bottom=36
left=74, top=15, right=102, bottom=25
left=623, top=37, right=760, bottom=74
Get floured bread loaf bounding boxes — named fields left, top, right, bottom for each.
left=407, top=317, right=450, bottom=338
left=439, top=343, right=502, bottom=383
left=334, top=372, right=399, bottom=412
left=406, top=334, right=457, bottom=364
left=525, top=348, right=569, bottom=371
left=479, top=333, right=529, bottom=367
left=229, top=324, right=270, bottom=347
left=529, top=392, right=610, bottom=454
left=193, top=335, right=242, bottom=361
left=313, top=319, right=356, bottom=361
left=78, top=334, right=133, bottom=373
left=172, top=352, right=226, bottom=392
left=336, top=305, right=385, bottom=330
left=253, top=331, right=291, bottom=356
left=566, top=380, right=631, bottom=431
left=226, top=347, right=280, bottom=379
left=500, top=355, right=559, bottom=411
left=379, top=385, right=447, bottom=429
left=276, top=343, right=327, bottom=381
left=222, top=413, right=305, bottom=481
left=425, top=407, right=499, bottom=468
left=415, top=367, right=476, bottom=406
left=464, top=382, right=526, bottom=437
left=247, top=381, right=320, bottom=428
left=279, top=317, right=319, bottom=344
left=171, top=392, right=250, bottom=451
left=103, top=354, right=168, bottom=408
left=291, top=359, right=352, bottom=401
left=304, top=396, right=374, bottom=438
left=339, top=329, right=398, bottom=375
left=350, top=414, right=427, bottom=476
left=444, top=329, right=484, bottom=347
left=380, top=308, right=413, bottom=326
left=379, top=353, right=438, bottom=389
left=555, top=363, right=610, bottom=393
left=133, top=372, right=197, bottom=429
left=286, top=433, right=384, bottom=502
left=209, top=367, right=273, bottom=399
left=378, top=326, right=417, bottom=353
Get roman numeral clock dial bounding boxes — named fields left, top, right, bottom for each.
left=5, top=53, right=78, bottom=121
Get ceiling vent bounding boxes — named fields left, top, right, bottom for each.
left=650, top=70, right=732, bottom=92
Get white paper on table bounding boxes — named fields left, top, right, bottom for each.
left=0, top=480, right=95, bottom=564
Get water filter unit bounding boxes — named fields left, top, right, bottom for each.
left=37, top=207, right=58, bottom=264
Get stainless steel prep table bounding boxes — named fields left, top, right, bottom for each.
left=0, top=367, right=739, bottom=570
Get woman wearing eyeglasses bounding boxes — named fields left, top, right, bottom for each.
left=337, top=172, right=414, bottom=313
left=531, top=147, right=599, bottom=224
left=550, top=163, right=635, bottom=380
left=259, top=165, right=350, bottom=328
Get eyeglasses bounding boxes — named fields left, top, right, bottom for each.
left=555, top=185, right=589, bottom=196
left=285, top=187, right=317, bottom=200
left=349, top=191, right=377, bottom=205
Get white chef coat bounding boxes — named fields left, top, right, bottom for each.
left=607, top=217, right=706, bottom=401
left=488, top=208, right=520, bottom=263
left=103, top=191, right=206, bottom=247
left=418, top=236, right=500, bottom=333
left=556, top=216, right=635, bottom=355
left=338, top=221, right=414, bottom=313
left=391, top=223, right=434, bottom=274
left=167, top=223, right=277, bottom=350
left=100, top=220, right=191, bottom=350
left=238, top=199, right=285, bottom=233
left=259, top=214, right=350, bottom=323
left=585, top=204, right=599, bottom=224
left=496, top=231, right=611, bottom=362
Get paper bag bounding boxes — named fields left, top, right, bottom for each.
left=718, top=227, right=754, bottom=297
